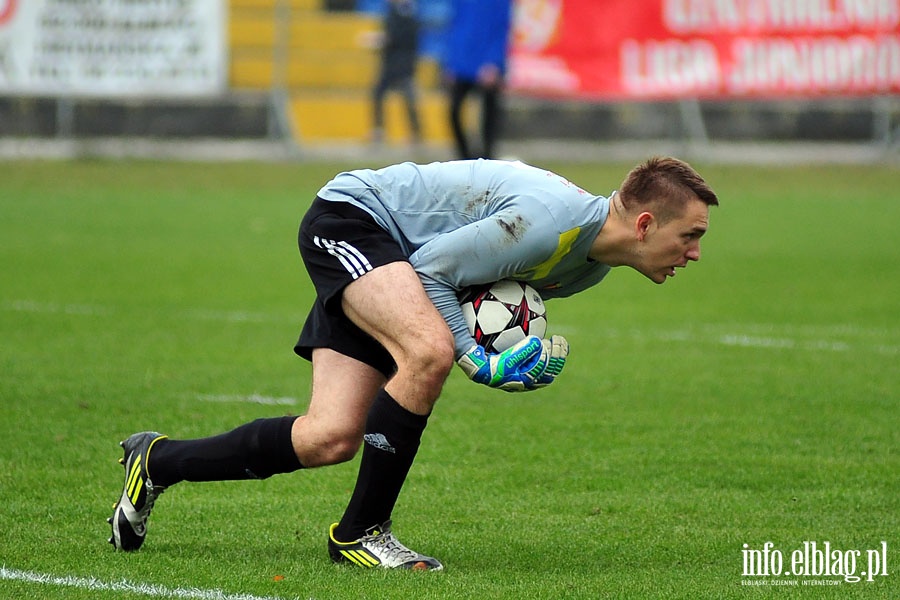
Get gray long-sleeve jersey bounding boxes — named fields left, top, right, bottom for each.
left=317, top=159, right=612, bottom=358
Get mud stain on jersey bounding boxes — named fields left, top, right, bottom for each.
left=464, top=188, right=492, bottom=214
left=498, top=215, right=526, bottom=243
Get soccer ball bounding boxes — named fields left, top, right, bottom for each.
left=458, top=280, right=547, bottom=353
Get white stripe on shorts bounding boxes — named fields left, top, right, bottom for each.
left=313, top=236, right=373, bottom=279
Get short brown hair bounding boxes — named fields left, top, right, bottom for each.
left=618, top=157, right=718, bottom=223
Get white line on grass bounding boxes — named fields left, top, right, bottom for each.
left=196, top=393, right=299, bottom=406
left=3, top=299, right=111, bottom=316
left=5, top=298, right=897, bottom=355
left=1, top=300, right=301, bottom=324
left=0, top=566, right=299, bottom=600
left=181, top=309, right=293, bottom=324
left=553, top=324, right=899, bottom=356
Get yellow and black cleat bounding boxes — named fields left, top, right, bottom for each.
left=107, top=432, right=168, bottom=551
left=327, top=521, right=443, bottom=571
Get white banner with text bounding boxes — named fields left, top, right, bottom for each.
left=0, top=0, right=225, bottom=97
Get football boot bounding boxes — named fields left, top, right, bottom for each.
left=328, top=520, right=443, bottom=571
left=107, top=432, right=168, bottom=551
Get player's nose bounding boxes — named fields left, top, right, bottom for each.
left=686, top=243, right=701, bottom=262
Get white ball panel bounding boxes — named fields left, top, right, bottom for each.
left=528, top=315, right=547, bottom=339
left=461, top=301, right=477, bottom=332
left=492, top=326, right=527, bottom=353
left=524, top=288, right=545, bottom=313
left=488, top=280, right=527, bottom=304
left=475, top=301, right=515, bottom=334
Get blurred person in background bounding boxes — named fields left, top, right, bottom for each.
left=369, top=0, right=422, bottom=147
left=442, top=0, right=513, bottom=159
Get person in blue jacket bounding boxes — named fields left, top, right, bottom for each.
left=107, top=157, right=718, bottom=571
left=442, top=0, right=513, bottom=159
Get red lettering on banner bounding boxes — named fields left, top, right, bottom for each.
left=0, top=0, right=17, bottom=25
left=622, top=38, right=722, bottom=95
left=664, top=0, right=900, bottom=33
left=510, top=0, right=900, bottom=99
left=728, top=34, right=900, bottom=93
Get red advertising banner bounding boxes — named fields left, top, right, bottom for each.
left=509, top=0, right=900, bottom=99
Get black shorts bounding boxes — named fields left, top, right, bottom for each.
left=294, top=197, right=408, bottom=377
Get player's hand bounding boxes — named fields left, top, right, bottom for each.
left=531, top=335, right=569, bottom=388
left=457, top=335, right=551, bottom=392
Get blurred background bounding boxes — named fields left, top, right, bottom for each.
left=1, top=0, right=898, bottom=163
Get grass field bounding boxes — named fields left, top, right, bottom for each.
left=1, top=158, right=897, bottom=599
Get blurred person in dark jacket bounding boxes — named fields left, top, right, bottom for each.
left=442, top=0, right=513, bottom=159
left=370, top=0, right=422, bottom=146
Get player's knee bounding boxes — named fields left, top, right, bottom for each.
left=404, top=330, right=455, bottom=391
left=294, top=422, right=362, bottom=467
left=305, top=435, right=360, bottom=467
left=323, top=436, right=361, bottom=465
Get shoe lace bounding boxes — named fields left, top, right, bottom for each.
left=377, top=533, right=419, bottom=563
left=365, top=527, right=419, bottom=564
left=139, top=482, right=166, bottom=519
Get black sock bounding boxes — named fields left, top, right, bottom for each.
left=332, top=390, right=429, bottom=541
left=147, top=416, right=303, bottom=486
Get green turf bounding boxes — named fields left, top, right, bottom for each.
left=1, top=158, right=897, bottom=599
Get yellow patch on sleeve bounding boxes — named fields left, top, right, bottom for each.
left=515, top=227, right=581, bottom=280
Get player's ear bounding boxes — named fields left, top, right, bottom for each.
left=635, top=211, right=655, bottom=241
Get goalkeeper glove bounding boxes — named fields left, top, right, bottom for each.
left=532, top=335, right=569, bottom=388
left=458, top=335, right=562, bottom=392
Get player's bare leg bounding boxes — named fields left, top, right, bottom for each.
left=325, top=260, right=453, bottom=569
left=291, top=350, right=386, bottom=467
left=342, top=261, right=455, bottom=415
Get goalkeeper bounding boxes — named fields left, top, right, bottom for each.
left=107, top=157, right=718, bottom=571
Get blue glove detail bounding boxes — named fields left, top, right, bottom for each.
left=457, top=335, right=552, bottom=392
